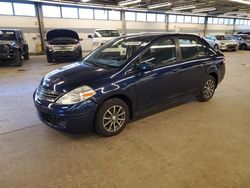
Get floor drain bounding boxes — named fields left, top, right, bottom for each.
left=17, top=69, right=27, bottom=71
left=241, top=63, right=250, bottom=67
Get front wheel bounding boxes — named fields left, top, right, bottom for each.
left=197, top=76, right=216, bottom=102
left=214, top=44, right=219, bottom=51
left=95, top=98, right=129, bottom=137
left=11, top=51, right=22, bottom=67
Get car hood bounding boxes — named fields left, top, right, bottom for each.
left=93, top=37, right=116, bottom=43
left=41, top=61, right=115, bottom=93
left=46, top=29, right=79, bottom=41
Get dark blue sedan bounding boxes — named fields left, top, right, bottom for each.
left=34, top=33, right=225, bottom=136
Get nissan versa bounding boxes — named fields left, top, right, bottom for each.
left=34, top=33, right=225, bottom=137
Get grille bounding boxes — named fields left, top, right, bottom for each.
left=0, top=44, right=8, bottom=53
left=52, top=45, right=74, bottom=52
left=227, top=44, right=237, bottom=48
left=38, top=87, right=60, bottom=102
left=39, top=112, right=52, bottom=123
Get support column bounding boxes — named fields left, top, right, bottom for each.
left=121, top=10, right=126, bottom=35
left=233, top=18, right=236, bottom=33
left=203, top=16, right=208, bottom=36
left=165, top=14, right=169, bottom=32
left=36, top=3, right=46, bottom=54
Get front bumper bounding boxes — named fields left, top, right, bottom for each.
left=220, top=44, right=238, bottom=51
left=46, top=49, right=82, bottom=62
left=0, top=52, right=17, bottom=62
left=33, top=91, right=97, bottom=133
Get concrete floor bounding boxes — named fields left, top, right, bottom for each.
left=0, top=52, right=250, bottom=187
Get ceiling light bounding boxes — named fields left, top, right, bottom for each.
left=192, top=7, right=216, bottom=13
left=172, top=5, right=196, bottom=11
left=148, top=2, right=172, bottom=9
left=81, top=0, right=91, bottom=2
left=119, top=0, right=142, bottom=6
left=229, top=0, right=250, bottom=5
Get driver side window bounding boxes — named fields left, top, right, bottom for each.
left=141, top=38, right=177, bottom=68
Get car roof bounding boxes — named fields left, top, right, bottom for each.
left=121, top=32, right=201, bottom=40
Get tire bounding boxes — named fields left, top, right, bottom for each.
left=11, top=51, right=22, bottom=67
left=197, top=76, right=216, bottom=102
left=214, top=44, right=219, bottom=51
left=95, top=98, right=129, bottom=137
left=23, top=52, right=29, bottom=60
left=240, top=44, right=247, bottom=50
left=46, top=56, right=53, bottom=63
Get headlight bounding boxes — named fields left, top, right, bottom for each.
left=55, top=86, right=96, bottom=105
left=46, top=44, right=53, bottom=51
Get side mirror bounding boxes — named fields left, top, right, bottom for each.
left=88, top=35, right=93, bottom=39
left=139, top=62, right=153, bottom=72
left=79, top=38, right=83, bottom=41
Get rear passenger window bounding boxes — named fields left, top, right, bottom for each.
left=179, top=39, right=198, bottom=60
left=141, top=38, right=176, bottom=68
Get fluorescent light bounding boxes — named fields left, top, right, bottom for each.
left=192, top=7, right=216, bottom=13
left=81, top=0, right=90, bottom=2
left=119, top=0, right=142, bottom=6
left=148, top=2, right=172, bottom=9
left=229, top=0, right=250, bottom=5
left=172, top=5, right=196, bottom=11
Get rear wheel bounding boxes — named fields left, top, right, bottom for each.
left=240, top=43, right=247, bottom=50
left=95, top=98, right=129, bottom=137
left=197, top=76, right=216, bottom=102
left=23, top=52, right=29, bottom=60
left=11, top=51, right=22, bottom=67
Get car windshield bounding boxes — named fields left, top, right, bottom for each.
left=96, top=30, right=120, bottom=37
left=0, top=30, right=16, bottom=41
left=240, top=35, right=250, bottom=40
left=84, top=37, right=151, bottom=68
left=215, top=35, right=231, bottom=40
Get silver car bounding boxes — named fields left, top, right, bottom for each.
left=231, top=34, right=250, bottom=50
left=204, top=34, right=239, bottom=51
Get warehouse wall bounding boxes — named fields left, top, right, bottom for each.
left=1, top=15, right=250, bottom=53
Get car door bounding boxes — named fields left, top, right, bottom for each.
left=177, top=37, right=215, bottom=94
left=134, top=37, right=183, bottom=111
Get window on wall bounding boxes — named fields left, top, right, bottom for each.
left=108, top=10, right=121, bottom=20
left=61, top=7, right=78, bottom=18
left=156, top=14, right=165, bottom=22
left=248, top=20, right=250, bottom=25
left=235, top=19, right=240, bottom=25
left=240, top=19, right=244, bottom=25
left=207, top=17, right=213, bottom=24
left=224, top=18, right=229, bottom=25
left=42, top=5, right=61, bottom=18
left=79, top=8, right=93, bottom=19
left=13, top=3, right=36, bottom=16
left=168, top=14, right=176, bottom=23
left=213, top=18, right=219, bottom=24
left=125, top=11, right=136, bottom=21
left=147, top=13, right=156, bottom=22
left=176, top=15, right=184, bottom=23
left=137, top=12, right=146, bottom=22
left=218, top=18, right=224, bottom=24
left=184, top=16, right=191, bottom=23
left=94, top=9, right=108, bottom=20
left=198, top=17, right=205, bottom=24
left=192, top=16, right=199, bottom=23
left=244, top=20, right=248, bottom=25
left=229, top=19, right=234, bottom=25
left=0, top=2, right=13, bottom=15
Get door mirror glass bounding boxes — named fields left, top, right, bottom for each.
left=88, top=35, right=93, bottom=39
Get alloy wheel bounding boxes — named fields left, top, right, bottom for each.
left=102, top=105, right=126, bottom=133
left=203, top=79, right=215, bottom=99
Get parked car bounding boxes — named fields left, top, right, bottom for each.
left=46, top=29, right=82, bottom=63
left=204, top=34, right=239, bottom=51
left=0, top=29, right=29, bottom=66
left=88, top=29, right=121, bottom=50
left=34, top=33, right=225, bottom=137
left=237, top=31, right=250, bottom=35
left=230, top=34, right=250, bottom=50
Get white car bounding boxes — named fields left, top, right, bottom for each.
left=204, top=34, right=239, bottom=51
left=88, top=29, right=121, bottom=50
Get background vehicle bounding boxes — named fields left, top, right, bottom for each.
left=204, top=34, right=239, bottom=51
left=0, top=29, right=29, bottom=67
left=46, top=29, right=82, bottom=63
left=34, top=33, right=225, bottom=137
left=231, top=34, right=250, bottom=50
left=88, top=29, right=121, bottom=50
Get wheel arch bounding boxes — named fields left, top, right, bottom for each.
left=208, top=72, right=218, bottom=88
